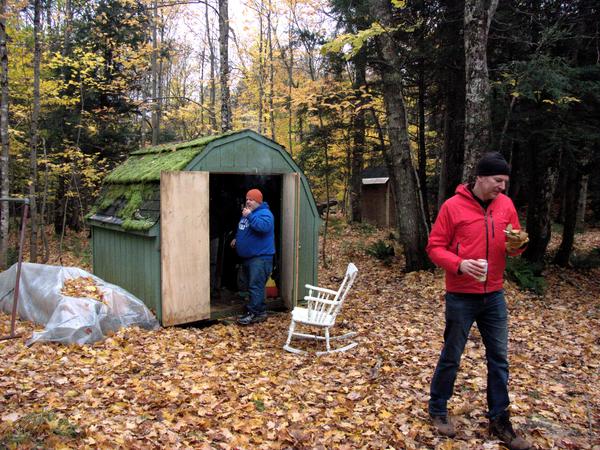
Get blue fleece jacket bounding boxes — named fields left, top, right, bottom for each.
left=235, top=202, right=275, bottom=259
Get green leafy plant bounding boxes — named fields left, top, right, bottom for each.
left=366, top=239, right=395, bottom=265
left=505, top=257, right=546, bottom=294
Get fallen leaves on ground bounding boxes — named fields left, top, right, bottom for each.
left=0, top=225, right=599, bottom=449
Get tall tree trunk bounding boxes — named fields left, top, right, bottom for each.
left=417, top=60, right=430, bottom=228
left=29, top=0, right=42, bottom=263
left=369, top=0, right=431, bottom=271
left=437, top=0, right=465, bottom=210
left=267, top=0, right=275, bottom=140
left=0, top=0, right=9, bottom=269
left=151, top=0, right=159, bottom=144
left=287, top=5, right=294, bottom=155
left=553, top=157, right=582, bottom=267
left=523, top=142, right=561, bottom=265
left=350, top=48, right=366, bottom=223
left=206, top=2, right=217, bottom=132
left=200, top=47, right=205, bottom=133
left=462, top=0, right=498, bottom=181
left=218, top=0, right=231, bottom=131
left=576, top=174, right=588, bottom=232
left=257, top=1, right=264, bottom=134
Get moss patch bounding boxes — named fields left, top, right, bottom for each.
left=105, top=147, right=202, bottom=184
left=91, top=130, right=250, bottom=231
left=90, top=183, right=159, bottom=231
left=129, top=130, right=238, bottom=156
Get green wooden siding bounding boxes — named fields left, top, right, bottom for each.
left=92, top=227, right=162, bottom=322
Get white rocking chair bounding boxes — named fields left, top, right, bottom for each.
left=283, top=263, right=358, bottom=356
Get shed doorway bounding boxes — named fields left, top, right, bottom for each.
left=160, top=171, right=299, bottom=325
left=210, top=173, right=283, bottom=316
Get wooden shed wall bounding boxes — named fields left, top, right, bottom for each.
left=361, top=183, right=396, bottom=228
left=92, top=227, right=162, bottom=322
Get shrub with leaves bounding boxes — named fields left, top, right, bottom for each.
left=366, top=239, right=395, bottom=265
left=505, top=257, right=546, bottom=294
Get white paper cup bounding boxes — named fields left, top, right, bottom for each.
left=477, top=259, right=488, bottom=282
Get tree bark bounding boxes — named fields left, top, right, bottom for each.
left=462, top=0, right=498, bottom=181
left=417, top=59, right=430, bottom=228
left=257, top=0, right=264, bottom=134
left=369, top=0, right=432, bottom=271
left=267, top=0, right=275, bottom=140
left=554, top=157, right=582, bottom=267
left=523, top=144, right=561, bottom=265
left=29, top=0, right=42, bottom=263
left=151, top=0, right=160, bottom=144
left=206, top=2, right=217, bottom=132
left=218, top=0, right=231, bottom=131
left=350, top=48, right=366, bottom=223
left=437, top=0, right=465, bottom=210
left=0, top=0, right=9, bottom=269
left=576, top=174, right=588, bottom=232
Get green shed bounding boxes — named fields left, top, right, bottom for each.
left=88, top=129, right=320, bottom=326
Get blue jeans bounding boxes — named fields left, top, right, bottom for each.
left=243, top=256, right=273, bottom=316
left=429, top=290, right=510, bottom=419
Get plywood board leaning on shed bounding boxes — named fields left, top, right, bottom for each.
left=160, top=171, right=210, bottom=325
left=281, top=173, right=300, bottom=310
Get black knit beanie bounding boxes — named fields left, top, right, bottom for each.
left=476, top=152, right=511, bottom=176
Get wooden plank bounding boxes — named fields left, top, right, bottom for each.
left=161, top=171, right=210, bottom=326
left=281, top=173, right=299, bottom=310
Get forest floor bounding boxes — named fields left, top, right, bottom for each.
left=1, top=221, right=599, bottom=449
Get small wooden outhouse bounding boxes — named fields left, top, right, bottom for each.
left=361, top=166, right=397, bottom=228
left=88, top=130, right=320, bottom=326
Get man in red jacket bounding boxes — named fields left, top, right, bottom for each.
left=426, top=152, right=530, bottom=450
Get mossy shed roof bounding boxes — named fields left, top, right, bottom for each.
left=88, top=131, right=240, bottom=232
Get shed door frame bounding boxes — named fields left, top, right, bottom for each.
left=160, top=171, right=210, bottom=325
left=281, top=173, right=299, bottom=309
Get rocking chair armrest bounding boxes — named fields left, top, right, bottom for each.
left=304, top=284, right=338, bottom=296
left=303, top=295, right=338, bottom=306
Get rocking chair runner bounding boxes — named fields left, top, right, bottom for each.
left=283, top=263, right=358, bottom=355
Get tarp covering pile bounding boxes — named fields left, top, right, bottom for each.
left=0, top=263, right=159, bottom=345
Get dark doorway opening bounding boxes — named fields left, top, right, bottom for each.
left=209, top=173, right=283, bottom=317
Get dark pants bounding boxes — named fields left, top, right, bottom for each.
left=429, top=290, right=510, bottom=420
left=243, top=256, right=273, bottom=316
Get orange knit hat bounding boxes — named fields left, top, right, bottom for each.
left=246, top=189, right=263, bottom=203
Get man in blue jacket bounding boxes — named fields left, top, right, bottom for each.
left=231, top=188, right=275, bottom=325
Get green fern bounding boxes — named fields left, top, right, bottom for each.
left=505, top=257, right=546, bottom=295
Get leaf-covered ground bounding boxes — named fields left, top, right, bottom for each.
left=1, top=225, right=599, bottom=449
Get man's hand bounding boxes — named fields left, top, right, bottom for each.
left=505, top=225, right=529, bottom=252
left=459, top=259, right=487, bottom=281
left=230, top=238, right=236, bottom=248
left=242, top=207, right=252, bottom=217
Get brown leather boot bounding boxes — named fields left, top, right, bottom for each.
left=431, top=415, right=456, bottom=437
left=489, top=412, right=531, bottom=450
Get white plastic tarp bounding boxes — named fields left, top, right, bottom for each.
left=0, top=263, right=159, bottom=345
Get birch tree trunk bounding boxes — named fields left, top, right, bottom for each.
left=30, top=0, right=42, bottom=262
left=369, top=0, right=431, bottom=271
left=462, top=0, right=498, bottom=181
left=0, top=0, right=9, bottom=269
left=219, top=0, right=231, bottom=131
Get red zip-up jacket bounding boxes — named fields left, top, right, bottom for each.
left=426, top=184, right=522, bottom=294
